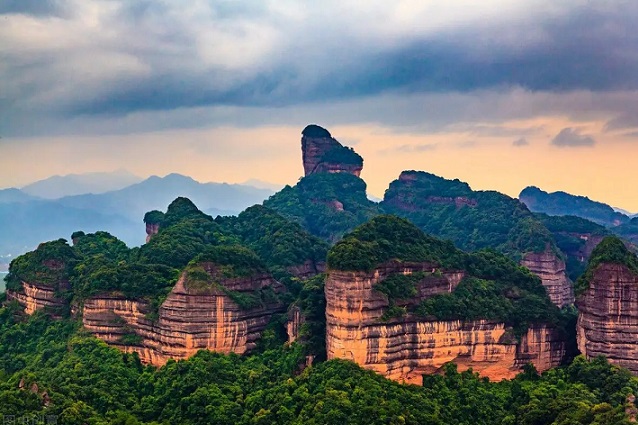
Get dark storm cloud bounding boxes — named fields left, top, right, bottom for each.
left=2, top=1, right=638, bottom=136
left=551, top=128, right=596, bottom=147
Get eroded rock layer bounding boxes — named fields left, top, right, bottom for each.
left=326, top=266, right=566, bottom=382
left=80, top=272, right=286, bottom=365
left=521, top=250, right=574, bottom=307
left=577, top=264, right=638, bottom=373
left=6, top=282, right=67, bottom=317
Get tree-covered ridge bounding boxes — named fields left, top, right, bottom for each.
left=382, top=171, right=557, bottom=258
left=327, top=215, right=462, bottom=272
left=264, top=172, right=382, bottom=242
left=0, top=307, right=635, bottom=424
left=5, top=239, right=77, bottom=292
left=520, top=186, right=630, bottom=227
left=575, top=236, right=638, bottom=296
left=215, top=205, right=329, bottom=276
left=320, top=145, right=363, bottom=166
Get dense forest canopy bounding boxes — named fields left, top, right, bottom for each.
left=0, top=306, right=635, bottom=425
left=382, top=171, right=558, bottom=260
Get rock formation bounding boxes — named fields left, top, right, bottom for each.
left=301, top=125, right=363, bottom=177
left=326, top=264, right=567, bottom=382
left=577, top=263, right=638, bottom=373
left=521, top=250, right=574, bottom=307
left=145, top=222, right=160, bottom=243
left=10, top=261, right=287, bottom=366
left=6, top=281, right=67, bottom=317
left=80, top=265, right=286, bottom=365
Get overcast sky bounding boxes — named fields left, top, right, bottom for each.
left=2, top=1, right=638, bottom=210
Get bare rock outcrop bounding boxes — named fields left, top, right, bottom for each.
left=577, top=263, right=638, bottom=373
left=6, top=281, right=67, bottom=317
left=80, top=268, right=287, bottom=365
left=326, top=265, right=567, bottom=382
left=301, top=125, right=363, bottom=177
left=521, top=250, right=574, bottom=307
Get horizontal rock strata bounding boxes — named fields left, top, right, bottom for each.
left=521, top=250, right=574, bottom=307
left=577, top=264, right=638, bottom=373
left=326, top=266, right=566, bottom=382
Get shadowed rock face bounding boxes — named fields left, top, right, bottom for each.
left=521, top=250, right=574, bottom=307
left=301, top=125, right=363, bottom=177
left=326, top=264, right=567, bottom=382
left=577, top=264, right=638, bottom=373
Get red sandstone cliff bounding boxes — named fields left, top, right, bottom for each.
left=521, top=250, right=574, bottom=307
left=301, top=125, right=363, bottom=177
left=325, top=264, right=566, bottom=382
left=577, top=263, right=638, bottom=373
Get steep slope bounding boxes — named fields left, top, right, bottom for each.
left=301, top=124, right=363, bottom=177
left=265, top=126, right=380, bottom=242
left=0, top=188, right=38, bottom=203
left=382, top=171, right=574, bottom=306
left=520, top=186, right=629, bottom=227
left=325, top=216, right=569, bottom=382
left=576, top=236, right=638, bottom=374
left=535, top=214, right=610, bottom=280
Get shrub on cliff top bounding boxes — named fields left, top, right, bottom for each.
left=6, top=239, right=77, bottom=291
left=327, top=215, right=461, bottom=272
left=143, top=210, right=165, bottom=225
left=302, top=124, right=331, bottom=138
left=575, top=236, right=638, bottom=296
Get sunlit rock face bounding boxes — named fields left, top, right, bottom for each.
left=325, top=264, right=567, bottom=382
left=11, top=267, right=287, bottom=366
left=6, top=281, right=67, bottom=317
left=577, top=264, right=638, bottom=374
left=520, top=250, right=574, bottom=307
left=301, top=125, right=363, bottom=177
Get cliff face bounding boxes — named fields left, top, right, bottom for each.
left=326, top=266, right=566, bottom=382
left=577, top=264, right=638, bottom=373
left=11, top=266, right=287, bottom=366
left=6, top=281, right=67, bottom=317
left=80, top=269, right=286, bottom=365
left=521, top=250, right=574, bottom=307
left=145, top=223, right=160, bottom=243
left=301, top=125, right=363, bottom=177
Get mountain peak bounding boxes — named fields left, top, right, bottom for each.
left=301, top=124, right=363, bottom=177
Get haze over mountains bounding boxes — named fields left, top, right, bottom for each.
left=0, top=172, right=275, bottom=270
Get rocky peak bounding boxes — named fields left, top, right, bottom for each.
left=301, top=124, right=363, bottom=177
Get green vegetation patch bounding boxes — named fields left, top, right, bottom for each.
left=302, top=124, right=331, bottom=138
left=320, top=145, right=363, bottom=166
left=5, top=239, right=77, bottom=292
left=327, top=215, right=462, bottom=272
left=0, top=307, right=635, bottom=425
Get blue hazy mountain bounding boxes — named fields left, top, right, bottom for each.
left=21, top=169, right=143, bottom=199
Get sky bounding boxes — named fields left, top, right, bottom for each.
left=2, top=1, right=638, bottom=211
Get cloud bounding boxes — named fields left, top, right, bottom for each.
left=387, top=143, right=438, bottom=153
left=455, top=140, right=476, bottom=149
left=2, top=1, right=638, bottom=137
left=604, top=113, right=638, bottom=132
left=513, top=138, right=529, bottom=146
left=551, top=128, right=595, bottom=147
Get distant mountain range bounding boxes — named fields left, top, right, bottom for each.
left=21, top=169, right=143, bottom=199
left=0, top=173, right=275, bottom=269
left=519, top=186, right=632, bottom=227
